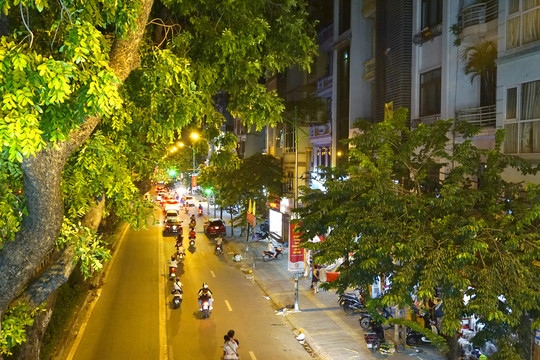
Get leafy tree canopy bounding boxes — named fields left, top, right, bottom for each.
left=295, top=109, right=540, bottom=356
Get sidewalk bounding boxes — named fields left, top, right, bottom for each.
left=201, top=201, right=447, bottom=360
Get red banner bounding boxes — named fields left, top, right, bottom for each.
left=288, top=223, right=304, bottom=272
left=192, top=175, right=197, bottom=187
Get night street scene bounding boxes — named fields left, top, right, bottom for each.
left=0, top=1, right=539, bottom=360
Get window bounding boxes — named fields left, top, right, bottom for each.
left=339, top=0, right=351, bottom=34
left=507, top=87, right=517, bottom=119
left=420, top=68, right=441, bottom=117
left=285, top=125, right=295, bottom=151
left=421, top=0, right=443, bottom=28
left=504, top=79, right=540, bottom=153
left=507, top=0, right=540, bottom=49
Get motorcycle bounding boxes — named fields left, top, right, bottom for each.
left=189, top=220, right=196, bottom=230
left=189, top=239, right=195, bottom=247
left=341, top=299, right=366, bottom=315
left=176, top=251, right=185, bottom=262
left=262, top=247, right=284, bottom=261
left=169, top=266, right=177, bottom=281
left=171, top=289, right=183, bottom=309
left=200, top=299, right=211, bottom=319
left=359, top=307, right=393, bottom=330
left=198, top=208, right=203, bottom=217
left=364, top=319, right=385, bottom=351
left=215, top=243, right=223, bottom=255
left=406, top=328, right=432, bottom=346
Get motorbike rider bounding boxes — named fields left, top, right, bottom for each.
left=169, top=255, right=178, bottom=273
left=190, top=214, right=196, bottom=223
left=198, top=204, right=203, bottom=213
left=175, top=233, right=184, bottom=247
left=173, top=277, right=183, bottom=293
left=215, top=236, right=223, bottom=253
left=198, top=283, right=213, bottom=310
left=267, top=241, right=276, bottom=257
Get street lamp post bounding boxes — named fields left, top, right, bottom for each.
left=178, top=132, right=200, bottom=195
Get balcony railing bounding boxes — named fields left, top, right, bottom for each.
left=316, top=75, right=332, bottom=93
left=413, top=23, right=443, bottom=46
left=456, top=105, right=496, bottom=127
left=363, top=57, right=375, bottom=80
left=458, top=0, right=498, bottom=30
left=318, top=23, right=333, bottom=44
left=411, top=114, right=441, bottom=129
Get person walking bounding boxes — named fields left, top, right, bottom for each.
left=310, top=265, right=320, bottom=293
left=223, top=334, right=239, bottom=359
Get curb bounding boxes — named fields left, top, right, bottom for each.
left=225, top=236, right=327, bottom=360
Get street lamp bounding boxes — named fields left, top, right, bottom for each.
left=178, top=132, right=200, bottom=194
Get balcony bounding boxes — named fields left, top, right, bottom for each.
left=458, top=0, right=498, bottom=31
left=363, top=57, right=375, bottom=80
left=411, top=114, right=441, bottom=129
left=316, top=75, right=332, bottom=96
left=413, top=23, right=443, bottom=46
left=317, top=23, right=333, bottom=45
left=456, top=105, right=496, bottom=127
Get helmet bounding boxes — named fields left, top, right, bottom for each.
left=171, top=255, right=175, bottom=261
left=176, top=277, right=181, bottom=282
left=203, top=283, right=208, bottom=289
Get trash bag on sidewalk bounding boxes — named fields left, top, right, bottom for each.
left=232, top=254, right=243, bottom=262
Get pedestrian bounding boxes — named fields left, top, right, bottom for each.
left=223, top=334, right=239, bottom=360
left=227, top=329, right=239, bottom=349
left=310, top=265, right=320, bottom=293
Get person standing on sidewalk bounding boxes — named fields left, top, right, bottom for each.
left=310, top=265, right=320, bottom=293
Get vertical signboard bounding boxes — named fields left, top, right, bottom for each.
left=192, top=175, right=197, bottom=188
left=288, top=223, right=304, bottom=272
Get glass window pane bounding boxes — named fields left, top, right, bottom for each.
left=507, top=17, right=521, bottom=49
left=522, top=8, right=540, bottom=44
left=504, top=123, right=519, bottom=153
left=509, top=0, right=520, bottom=14
left=521, top=80, right=540, bottom=120
left=507, top=87, right=517, bottom=119
left=523, top=0, right=540, bottom=11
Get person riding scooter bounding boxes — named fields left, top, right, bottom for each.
left=215, top=236, right=223, bottom=254
left=168, top=256, right=178, bottom=279
left=198, top=204, right=203, bottom=216
left=198, top=283, right=213, bottom=310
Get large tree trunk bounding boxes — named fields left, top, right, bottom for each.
left=0, top=0, right=154, bottom=340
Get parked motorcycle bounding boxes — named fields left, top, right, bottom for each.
left=359, top=307, right=393, bottom=330
left=406, top=328, right=432, bottom=346
left=341, top=299, right=366, bottom=315
left=171, top=289, right=183, bottom=309
left=262, top=247, right=284, bottom=261
left=364, top=319, right=385, bottom=351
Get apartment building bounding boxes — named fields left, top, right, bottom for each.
left=331, top=0, right=539, bottom=184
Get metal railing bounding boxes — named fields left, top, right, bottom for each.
left=413, top=23, right=443, bottom=46
left=459, top=0, right=498, bottom=30
left=456, top=105, right=496, bottom=127
left=316, top=75, right=332, bottom=93
left=411, top=114, right=441, bottom=129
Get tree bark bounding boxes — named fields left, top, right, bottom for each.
left=0, top=0, right=154, bottom=333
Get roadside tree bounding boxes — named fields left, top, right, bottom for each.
left=295, top=109, right=539, bottom=359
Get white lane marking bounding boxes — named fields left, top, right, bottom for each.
left=210, top=270, right=216, bottom=277
left=158, top=225, right=168, bottom=359
left=224, top=299, right=233, bottom=311
left=249, top=351, right=257, bottom=360
left=66, top=225, right=129, bottom=360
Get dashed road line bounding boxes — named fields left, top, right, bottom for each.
left=210, top=270, right=216, bottom=277
left=249, top=350, right=257, bottom=360
left=225, top=299, right=233, bottom=311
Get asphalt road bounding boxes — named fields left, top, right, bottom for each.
left=67, top=205, right=311, bottom=360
